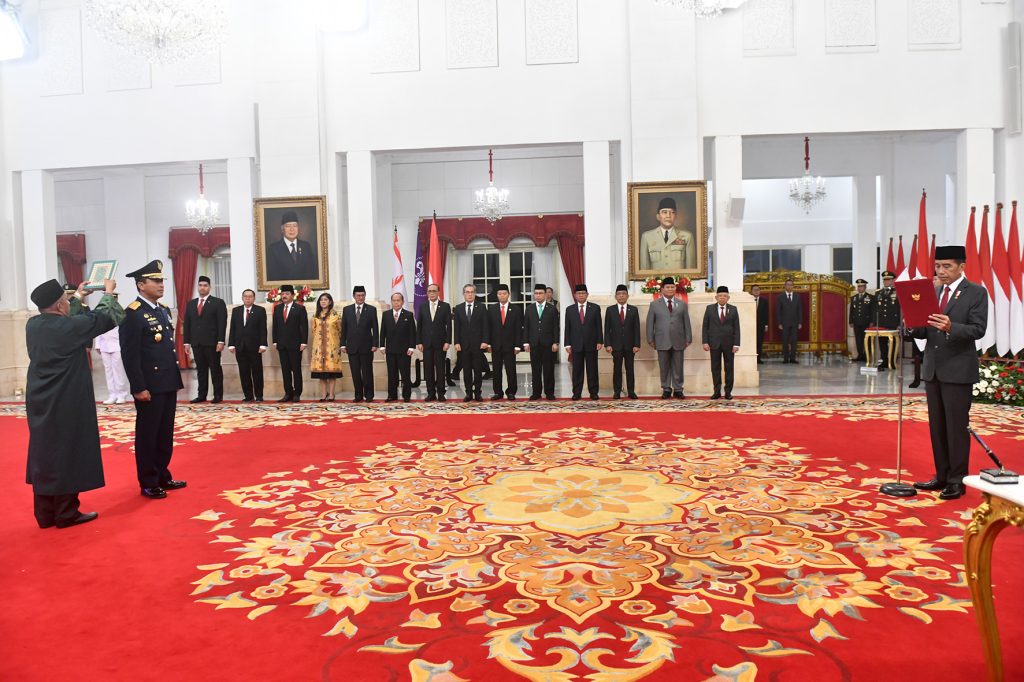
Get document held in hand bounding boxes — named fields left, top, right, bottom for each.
left=894, top=278, right=940, bottom=328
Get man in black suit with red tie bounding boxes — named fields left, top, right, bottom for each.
left=487, top=283, right=523, bottom=400
left=271, top=284, right=308, bottom=402
left=750, top=284, right=768, bottom=364
left=564, top=283, right=603, bottom=400
left=454, top=283, right=490, bottom=402
left=702, top=286, right=741, bottom=400
left=227, top=289, right=268, bottom=402
left=416, top=283, right=451, bottom=402
left=604, top=284, right=640, bottom=399
left=524, top=284, right=559, bottom=400
left=341, top=285, right=379, bottom=402
left=379, top=292, right=417, bottom=402
left=183, top=275, right=228, bottom=403
left=776, top=278, right=802, bottom=363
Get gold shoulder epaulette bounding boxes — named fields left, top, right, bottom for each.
left=160, top=302, right=170, bottom=309
left=127, top=301, right=141, bottom=311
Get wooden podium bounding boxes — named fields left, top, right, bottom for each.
left=743, top=270, right=853, bottom=357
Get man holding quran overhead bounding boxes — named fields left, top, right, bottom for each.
left=903, top=245, right=988, bottom=501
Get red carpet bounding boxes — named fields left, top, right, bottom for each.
left=1, top=398, right=1022, bottom=681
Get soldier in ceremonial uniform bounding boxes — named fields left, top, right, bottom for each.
left=119, top=260, right=186, bottom=500
left=848, top=278, right=873, bottom=362
left=872, top=271, right=901, bottom=370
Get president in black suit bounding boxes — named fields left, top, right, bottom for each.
left=380, top=293, right=417, bottom=402
left=910, top=246, right=988, bottom=500
left=604, top=284, right=640, bottom=399
left=487, top=284, right=523, bottom=400
left=776, top=278, right=802, bottom=363
left=266, top=210, right=317, bottom=282
left=416, top=283, right=451, bottom=401
left=228, top=288, right=268, bottom=402
left=750, top=284, right=769, bottom=364
left=183, top=275, right=228, bottom=403
left=454, top=283, right=490, bottom=402
left=524, top=284, right=560, bottom=400
left=271, top=284, right=308, bottom=402
left=702, top=286, right=741, bottom=400
left=564, top=284, right=603, bottom=400
left=340, top=285, right=379, bottom=402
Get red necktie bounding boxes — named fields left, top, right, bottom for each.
left=668, top=299, right=673, bottom=314
left=283, top=304, right=289, bottom=321
left=720, top=307, right=725, bottom=323
left=501, top=305, right=506, bottom=324
left=619, top=306, right=625, bottom=323
left=198, top=298, right=205, bottom=315
left=940, top=286, right=950, bottom=309
left=245, top=308, right=250, bottom=325
left=579, top=306, right=585, bottom=323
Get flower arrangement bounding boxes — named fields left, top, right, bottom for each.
left=973, top=360, right=1024, bottom=406
left=265, top=285, right=314, bottom=303
left=640, top=276, right=694, bottom=295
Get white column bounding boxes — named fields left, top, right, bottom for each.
left=346, top=151, right=378, bottom=298
left=711, top=136, right=743, bottom=290
left=21, top=170, right=58, bottom=295
left=852, top=176, right=877, bottom=282
left=956, top=128, right=995, bottom=245
left=102, top=170, right=147, bottom=290
left=227, top=157, right=256, bottom=297
left=583, top=140, right=613, bottom=294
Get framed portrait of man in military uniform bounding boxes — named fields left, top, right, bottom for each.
left=627, top=181, right=708, bottom=281
left=253, top=195, right=329, bottom=291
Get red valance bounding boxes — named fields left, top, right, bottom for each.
left=167, top=226, right=231, bottom=259
left=416, top=214, right=584, bottom=251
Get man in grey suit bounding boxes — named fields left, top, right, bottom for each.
left=910, top=245, right=988, bottom=501
left=776, top=278, right=802, bottom=363
left=702, top=286, right=741, bottom=400
left=646, top=277, right=692, bottom=398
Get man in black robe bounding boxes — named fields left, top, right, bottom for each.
left=25, top=278, right=123, bottom=528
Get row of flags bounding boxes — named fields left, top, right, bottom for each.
left=401, top=216, right=444, bottom=313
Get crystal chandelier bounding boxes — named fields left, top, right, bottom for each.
left=789, top=136, right=827, bottom=214
left=474, top=150, right=510, bottom=223
left=186, top=164, right=219, bottom=233
left=652, top=0, right=724, bottom=19
left=84, top=0, right=227, bottom=64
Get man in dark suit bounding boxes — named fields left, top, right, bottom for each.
left=227, top=288, right=268, bottom=402
left=454, top=283, right=490, bottom=402
left=119, top=260, right=185, bottom=500
left=872, top=271, right=901, bottom=370
left=183, top=275, right=228, bottom=403
left=702, top=286, right=741, bottom=400
left=416, top=283, right=451, bottom=402
left=341, top=285, right=379, bottom=402
left=544, top=287, right=559, bottom=311
left=604, top=284, right=640, bottom=399
left=271, top=284, right=308, bottom=402
left=848, top=278, right=874, bottom=363
left=776, top=278, right=802, bottom=363
left=524, top=284, right=560, bottom=400
left=487, top=283, right=523, bottom=400
left=563, top=283, right=603, bottom=400
left=379, top=293, right=417, bottom=402
left=750, top=284, right=769, bottom=364
left=911, top=246, right=988, bottom=500
left=266, top=210, right=317, bottom=282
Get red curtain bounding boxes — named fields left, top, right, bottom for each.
left=168, top=226, right=230, bottom=368
left=556, top=234, right=585, bottom=291
left=56, top=233, right=87, bottom=285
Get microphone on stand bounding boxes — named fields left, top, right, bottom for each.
left=968, top=426, right=1019, bottom=484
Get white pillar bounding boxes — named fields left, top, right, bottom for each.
left=21, top=170, right=58, bottom=295
left=102, top=170, right=147, bottom=291
left=227, top=157, right=256, bottom=297
left=583, top=140, right=613, bottom=294
left=711, top=136, right=743, bottom=290
left=346, top=151, right=378, bottom=298
left=852, top=175, right=877, bottom=283
left=956, top=128, right=995, bottom=245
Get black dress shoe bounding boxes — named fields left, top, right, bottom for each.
left=242, top=398, right=254, bottom=403
left=437, top=395, right=447, bottom=402
left=506, top=395, right=516, bottom=401
left=673, top=391, right=685, bottom=399
left=291, top=397, right=302, bottom=403
left=613, top=392, right=621, bottom=399
left=908, top=380, right=921, bottom=388
left=628, top=393, right=638, bottom=399
left=571, top=395, right=581, bottom=401
left=190, top=397, right=207, bottom=404
left=939, top=483, right=966, bottom=500
left=590, top=395, right=600, bottom=401
left=141, top=487, right=167, bottom=499
left=463, top=396, right=473, bottom=403
left=724, top=393, right=733, bottom=400
left=160, top=480, right=187, bottom=491
left=403, top=398, right=411, bottom=403
left=56, top=511, right=98, bottom=528
left=255, top=397, right=264, bottom=402
left=385, top=398, right=397, bottom=403
left=661, top=391, right=672, bottom=399
left=364, top=397, right=374, bottom=403
left=446, top=379, right=457, bottom=387
left=425, top=394, right=436, bottom=401
left=475, top=394, right=484, bottom=402
left=352, top=397, right=363, bottom=403
left=211, top=397, right=223, bottom=404
left=913, top=478, right=946, bottom=491
left=545, top=395, right=556, bottom=400
left=277, top=396, right=291, bottom=403
left=710, top=393, right=721, bottom=400
left=491, top=395, right=503, bottom=401
left=529, top=394, right=541, bottom=401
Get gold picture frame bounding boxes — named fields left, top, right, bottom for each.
left=627, top=180, right=709, bottom=282
left=253, top=195, right=329, bottom=291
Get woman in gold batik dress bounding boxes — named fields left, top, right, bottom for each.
left=310, top=292, right=343, bottom=401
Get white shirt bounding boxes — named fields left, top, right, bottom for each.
left=284, top=238, right=298, bottom=252
left=243, top=306, right=252, bottom=324
left=941, top=274, right=966, bottom=303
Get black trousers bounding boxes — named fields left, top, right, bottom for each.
left=570, top=349, right=599, bottom=398
left=348, top=351, right=375, bottom=400
left=853, top=324, right=868, bottom=360
left=236, top=349, right=264, bottom=400
left=462, top=348, right=487, bottom=396
left=193, top=344, right=223, bottom=399
left=781, top=325, right=799, bottom=362
left=755, top=326, right=765, bottom=360
left=878, top=336, right=896, bottom=369
left=709, top=347, right=735, bottom=395
left=278, top=347, right=303, bottom=398
left=386, top=353, right=412, bottom=400
left=530, top=345, right=557, bottom=398
left=491, top=349, right=518, bottom=397
left=422, top=346, right=447, bottom=398
left=924, top=380, right=973, bottom=485
left=611, top=349, right=635, bottom=395
left=134, top=390, right=177, bottom=488
left=33, top=493, right=80, bottom=528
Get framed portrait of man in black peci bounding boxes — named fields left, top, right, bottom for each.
left=254, top=196, right=329, bottom=290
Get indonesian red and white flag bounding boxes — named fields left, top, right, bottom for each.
left=391, top=226, right=408, bottom=307
left=978, top=206, right=997, bottom=352
left=896, top=236, right=906, bottom=274
left=427, top=216, right=443, bottom=299
left=993, top=204, right=1012, bottom=356
left=1007, top=200, right=1024, bottom=355
left=964, top=207, right=979, bottom=285
left=885, top=238, right=896, bottom=275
